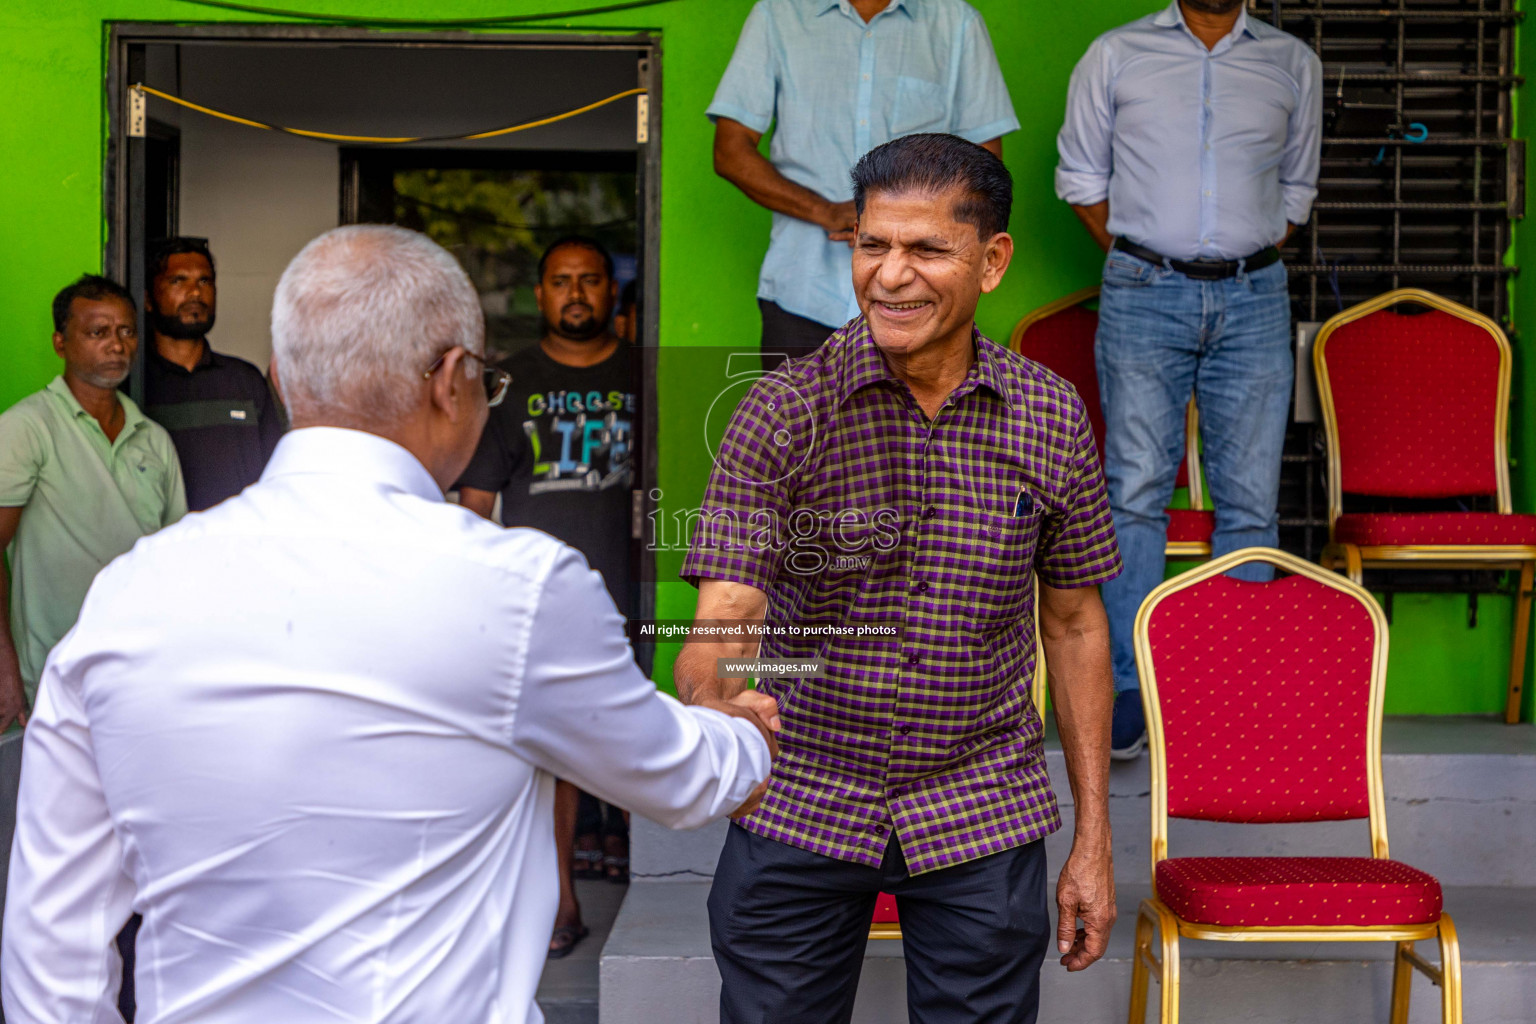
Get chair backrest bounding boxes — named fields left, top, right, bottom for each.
left=1135, top=548, right=1390, bottom=870
left=1010, top=288, right=1107, bottom=462
left=1011, top=288, right=1201, bottom=504
left=1313, top=288, right=1512, bottom=518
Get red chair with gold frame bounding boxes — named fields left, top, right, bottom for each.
left=1313, top=287, right=1536, bottom=723
left=1129, top=547, right=1461, bottom=1024
left=1010, top=288, right=1213, bottom=562
left=1010, top=288, right=1210, bottom=715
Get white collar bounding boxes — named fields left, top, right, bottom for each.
left=260, top=426, right=443, bottom=502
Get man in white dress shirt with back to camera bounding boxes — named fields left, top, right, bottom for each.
left=1, top=225, right=778, bottom=1024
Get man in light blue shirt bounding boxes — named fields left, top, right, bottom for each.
left=709, top=0, right=1018, bottom=355
left=1055, top=0, right=1321, bottom=756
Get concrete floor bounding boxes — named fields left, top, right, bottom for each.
left=602, top=881, right=1536, bottom=1024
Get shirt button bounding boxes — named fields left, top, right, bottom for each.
left=907, top=653, right=920, bottom=666
left=1204, top=190, right=1212, bottom=196
left=899, top=725, right=912, bottom=736
left=873, top=824, right=886, bottom=835
left=860, top=119, right=867, bottom=126
left=914, top=581, right=929, bottom=593
left=863, top=73, right=871, bottom=81
left=923, top=506, right=937, bottom=520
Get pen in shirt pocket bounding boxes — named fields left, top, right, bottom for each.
left=1012, top=487, right=1039, bottom=518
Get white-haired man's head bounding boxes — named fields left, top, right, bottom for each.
left=271, top=225, right=490, bottom=488
left=272, top=224, right=484, bottom=426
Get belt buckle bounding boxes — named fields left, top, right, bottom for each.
left=1179, top=259, right=1231, bottom=281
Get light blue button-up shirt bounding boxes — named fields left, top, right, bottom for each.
left=1054, top=1, right=1322, bottom=261
left=709, top=0, right=1018, bottom=327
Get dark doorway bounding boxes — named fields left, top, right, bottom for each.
left=340, top=148, right=639, bottom=360
left=108, top=27, right=662, bottom=636
left=144, top=119, right=180, bottom=243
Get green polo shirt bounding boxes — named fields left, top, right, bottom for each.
left=0, top=376, right=186, bottom=699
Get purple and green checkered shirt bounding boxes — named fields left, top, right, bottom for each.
left=681, top=316, right=1120, bottom=874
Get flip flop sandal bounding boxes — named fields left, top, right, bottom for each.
left=603, top=854, right=630, bottom=883
left=547, top=924, right=589, bottom=960
left=572, top=848, right=603, bottom=879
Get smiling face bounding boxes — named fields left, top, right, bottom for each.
left=851, top=187, right=1013, bottom=361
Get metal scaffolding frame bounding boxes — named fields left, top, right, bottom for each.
left=1250, top=0, right=1522, bottom=561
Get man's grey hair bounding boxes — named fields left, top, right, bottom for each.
left=272, top=225, right=484, bottom=425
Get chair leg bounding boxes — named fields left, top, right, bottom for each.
left=1138, top=901, right=1181, bottom=1024
left=1032, top=576, right=1048, bottom=716
left=1128, top=906, right=1153, bottom=1024
left=1439, top=914, right=1463, bottom=1024
left=1343, top=543, right=1364, bottom=586
left=1507, top=562, right=1533, bottom=724
left=1390, top=941, right=1414, bottom=1024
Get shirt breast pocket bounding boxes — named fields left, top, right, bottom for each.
left=892, top=76, right=949, bottom=135
left=965, top=507, right=1043, bottom=629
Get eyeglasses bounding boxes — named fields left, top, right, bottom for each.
left=424, top=347, right=511, bottom=408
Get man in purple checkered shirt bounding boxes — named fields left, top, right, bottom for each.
left=677, top=134, right=1121, bottom=1024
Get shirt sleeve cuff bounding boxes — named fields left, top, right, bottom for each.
left=1054, top=168, right=1110, bottom=206
left=1283, top=185, right=1318, bottom=225
left=1036, top=558, right=1123, bottom=591
left=953, top=116, right=1020, bottom=147
left=678, top=554, right=775, bottom=592
left=706, top=101, right=773, bottom=136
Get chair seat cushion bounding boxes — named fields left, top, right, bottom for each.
left=1334, top=511, right=1536, bottom=547
left=872, top=892, right=899, bottom=923
left=1166, top=509, right=1215, bottom=543
left=1156, top=857, right=1442, bottom=927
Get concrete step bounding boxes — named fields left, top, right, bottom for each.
left=599, top=880, right=1536, bottom=1024
left=535, top=879, right=627, bottom=1024
left=611, top=717, right=1534, bottom=1022
left=632, top=717, right=1536, bottom=889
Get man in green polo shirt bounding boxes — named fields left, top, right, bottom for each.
left=0, top=275, right=186, bottom=729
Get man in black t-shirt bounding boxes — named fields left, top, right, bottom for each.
left=140, top=237, right=284, bottom=511
left=458, top=236, right=637, bottom=960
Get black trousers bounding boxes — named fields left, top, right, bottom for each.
left=758, top=299, right=838, bottom=371
left=576, top=789, right=628, bottom=839
left=708, top=824, right=1049, bottom=1024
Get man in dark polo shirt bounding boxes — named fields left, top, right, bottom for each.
left=457, top=235, right=638, bottom=959
left=678, top=135, right=1120, bottom=1024
left=141, top=237, right=284, bottom=511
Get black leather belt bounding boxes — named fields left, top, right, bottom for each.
left=1113, top=237, right=1281, bottom=281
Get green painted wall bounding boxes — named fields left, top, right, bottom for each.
left=0, top=0, right=1528, bottom=714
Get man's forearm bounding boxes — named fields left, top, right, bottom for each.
left=715, top=134, right=836, bottom=228
left=0, top=572, right=25, bottom=696
left=1041, top=615, right=1114, bottom=838
left=674, top=640, right=754, bottom=705
left=1069, top=202, right=1114, bottom=254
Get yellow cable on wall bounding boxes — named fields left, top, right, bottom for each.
left=131, top=83, right=648, bottom=145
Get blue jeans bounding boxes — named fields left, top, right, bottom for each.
left=1096, top=250, right=1293, bottom=694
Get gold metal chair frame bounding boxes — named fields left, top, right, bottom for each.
left=1312, top=287, right=1534, bottom=723
left=1128, top=547, right=1462, bottom=1024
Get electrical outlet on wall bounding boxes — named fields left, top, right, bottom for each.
left=1294, top=321, right=1322, bottom=423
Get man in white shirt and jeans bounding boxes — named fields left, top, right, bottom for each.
left=2, top=225, right=778, bottom=1024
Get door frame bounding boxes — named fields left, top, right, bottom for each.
left=105, top=23, right=664, bottom=638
